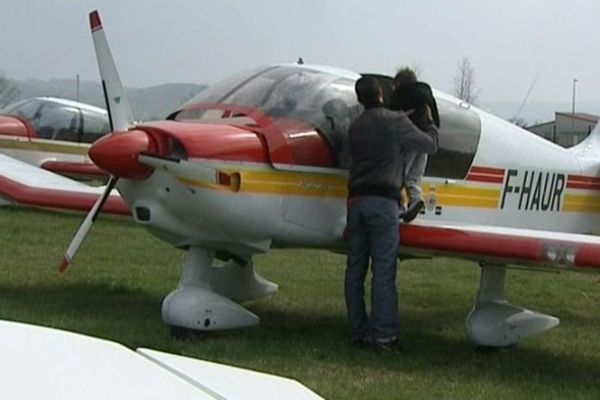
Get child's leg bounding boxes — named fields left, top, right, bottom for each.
left=405, top=152, right=427, bottom=204
left=402, top=151, right=427, bottom=223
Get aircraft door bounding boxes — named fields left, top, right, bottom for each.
left=425, top=98, right=481, bottom=179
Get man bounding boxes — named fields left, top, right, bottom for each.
left=389, top=67, right=441, bottom=223
left=345, top=76, right=438, bottom=351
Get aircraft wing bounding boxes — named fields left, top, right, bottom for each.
left=400, top=220, right=600, bottom=270
left=0, top=153, right=128, bottom=215
left=0, top=320, right=322, bottom=399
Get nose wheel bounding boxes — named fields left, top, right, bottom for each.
left=161, top=246, right=278, bottom=333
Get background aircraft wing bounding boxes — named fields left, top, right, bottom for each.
left=0, top=153, right=127, bottom=215
left=400, top=220, right=600, bottom=270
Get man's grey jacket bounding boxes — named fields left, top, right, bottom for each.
left=347, top=106, right=439, bottom=199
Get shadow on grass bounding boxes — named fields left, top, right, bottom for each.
left=0, top=282, right=165, bottom=342
left=1, top=282, right=599, bottom=393
left=242, top=304, right=600, bottom=391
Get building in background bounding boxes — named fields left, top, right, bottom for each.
left=527, top=112, right=599, bottom=147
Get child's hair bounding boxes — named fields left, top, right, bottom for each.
left=393, top=67, right=417, bottom=87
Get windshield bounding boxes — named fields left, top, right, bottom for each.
left=173, top=65, right=481, bottom=175
left=174, top=66, right=361, bottom=145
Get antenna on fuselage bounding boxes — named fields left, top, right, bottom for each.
left=297, top=57, right=304, bottom=65
left=513, top=71, right=540, bottom=122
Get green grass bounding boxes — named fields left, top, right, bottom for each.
left=1, top=207, right=600, bottom=399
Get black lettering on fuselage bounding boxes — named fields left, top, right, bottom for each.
left=500, top=170, right=565, bottom=212
left=541, top=173, right=555, bottom=211
left=550, top=174, right=565, bottom=211
left=518, top=171, right=534, bottom=210
left=500, top=169, right=518, bottom=209
left=530, top=172, right=543, bottom=210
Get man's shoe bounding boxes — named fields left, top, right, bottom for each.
left=402, top=200, right=424, bottom=223
left=372, top=338, right=406, bottom=354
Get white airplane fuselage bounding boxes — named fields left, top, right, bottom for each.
left=111, top=92, right=600, bottom=262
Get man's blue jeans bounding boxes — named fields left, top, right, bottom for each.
left=345, top=196, right=400, bottom=341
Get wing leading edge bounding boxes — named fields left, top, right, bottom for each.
left=0, top=153, right=128, bottom=215
left=401, top=220, right=600, bottom=270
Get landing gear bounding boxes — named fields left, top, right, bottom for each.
left=162, top=246, right=278, bottom=333
left=466, top=264, right=559, bottom=347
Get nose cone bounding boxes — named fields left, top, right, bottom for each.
left=89, top=130, right=156, bottom=179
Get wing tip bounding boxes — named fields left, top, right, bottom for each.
left=89, top=10, right=102, bottom=31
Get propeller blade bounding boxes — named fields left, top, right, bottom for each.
left=59, top=176, right=119, bottom=273
left=89, top=10, right=134, bottom=131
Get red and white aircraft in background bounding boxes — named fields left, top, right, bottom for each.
left=0, top=96, right=124, bottom=214
left=3, top=10, right=600, bottom=348
left=0, top=97, right=110, bottom=180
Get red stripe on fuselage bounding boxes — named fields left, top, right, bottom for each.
left=566, top=182, right=600, bottom=191
left=469, top=166, right=505, bottom=176
left=567, top=174, right=600, bottom=190
left=466, top=174, right=504, bottom=184
left=567, top=174, right=600, bottom=191
left=568, top=175, right=600, bottom=184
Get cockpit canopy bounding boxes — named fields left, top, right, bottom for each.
left=2, top=97, right=111, bottom=143
left=173, top=64, right=482, bottom=179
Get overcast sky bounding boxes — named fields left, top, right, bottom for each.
left=1, top=0, right=598, bottom=103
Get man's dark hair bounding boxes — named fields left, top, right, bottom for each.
left=355, top=76, right=382, bottom=108
left=394, top=67, right=417, bottom=87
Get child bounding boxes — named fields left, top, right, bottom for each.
left=389, top=67, right=440, bottom=222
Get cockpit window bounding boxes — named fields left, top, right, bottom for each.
left=1, top=98, right=110, bottom=143
left=175, top=66, right=362, bottom=163
left=174, top=66, right=480, bottom=176
left=80, top=109, right=111, bottom=143
left=36, top=104, right=80, bottom=140
left=2, top=99, right=41, bottom=119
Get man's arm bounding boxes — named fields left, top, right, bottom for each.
left=388, top=111, right=439, bottom=154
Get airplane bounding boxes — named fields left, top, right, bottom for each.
left=2, top=10, right=598, bottom=349
left=0, top=96, right=110, bottom=180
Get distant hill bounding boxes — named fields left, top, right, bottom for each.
left=14, top=78, right=600, bottom=127
left=14, top=79, right=206, bottom=121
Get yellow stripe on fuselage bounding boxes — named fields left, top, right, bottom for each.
left=175, top=163, right=600, bottom=214
left=563, top=194, right=600, bottom=213
left=177, top=169, right=348, bottom=197
left=422, top=183, right=500, bottom=209
left=176, top=167, right=503, bottom=208
left=239, top=170, right=347, bottom=197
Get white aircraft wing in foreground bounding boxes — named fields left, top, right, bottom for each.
left=0, top=320, right=323, bottom=400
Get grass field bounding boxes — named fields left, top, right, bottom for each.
left=1, top=207, right=600, bottom=399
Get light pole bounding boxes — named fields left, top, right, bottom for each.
left=571, top=78, right=578, bottom=138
